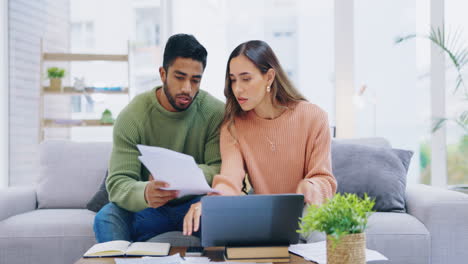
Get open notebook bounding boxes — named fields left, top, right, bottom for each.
left=83, top=240, right=171, bottom=257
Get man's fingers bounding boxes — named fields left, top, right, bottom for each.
left=147, top=195, right=175, bottom=205
left=148, top=201, right=163, bottom=208
left=152, top=181, right=170, bottom=188
left=153, top=189, right=179, bottom=198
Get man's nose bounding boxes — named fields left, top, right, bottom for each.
left=181, top=80, right=191, bottom=94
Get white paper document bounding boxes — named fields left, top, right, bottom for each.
left=289, top=241, right=388, bottom=264
left=115, top=253, right=184, bottom=264
left=137, top=145, right=218, bottom=197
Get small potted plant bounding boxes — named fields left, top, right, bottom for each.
left=47, top=67, right=65, bottom=91
left=298, top=193, right=375, bottom=264
left=100, top=109, right=114, bottom=125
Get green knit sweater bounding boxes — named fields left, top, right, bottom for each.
left=106, top=87, right=225, bottom=212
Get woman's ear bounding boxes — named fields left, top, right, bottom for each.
left=266, top=68, right=276, bottom=87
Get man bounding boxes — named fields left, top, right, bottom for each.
left=93, top=34, right=224, bottom=243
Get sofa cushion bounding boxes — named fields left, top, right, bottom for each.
left=365, top=212, right=430, bottom=264
left=0, top=209, right=96, bottom=264
left=301, top=211, right=430, bottom=264
left=37, top=140, right=112, bottom=209
left=331, top=141, right=413, bottom=212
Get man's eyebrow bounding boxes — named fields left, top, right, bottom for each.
left=174, top=70, right=201, bottom=79
left=174, top=70, right=187, bottom=76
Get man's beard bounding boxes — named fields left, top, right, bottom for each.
left=163, top=82, right=198, bottom=112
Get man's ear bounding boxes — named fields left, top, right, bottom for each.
left=159, top=66, right=167, bottom=83
left=266, top=68, right=276, bottom=87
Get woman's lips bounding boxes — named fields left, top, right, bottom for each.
left=237, top=97, right=248, bottom=105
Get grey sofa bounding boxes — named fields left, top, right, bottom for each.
left=1, top=139, right=467, bottom=264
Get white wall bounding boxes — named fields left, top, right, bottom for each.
left=0, top=0, right=9, bottom=187
left=298, top=1, right=335, bottom=127
left=9, top=0, right=69, bottom=185
left=354, top=0, right=420, bottom=183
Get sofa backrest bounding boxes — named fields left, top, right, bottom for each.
left=37, top=140, right=112, bottom=209
left=332, top=137, right=391, bottom=148
left=34, top=137, right=392, bottom=209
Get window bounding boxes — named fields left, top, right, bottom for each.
left=70, top=21, right=95, bottom=52
left=0, top=0, right=8, bottom=187
left=171, top=0, right=335, bottom=119
left=135, top=8, right=160, bottom=46
left=354, top=0, right=424, bottom=184
left=444, top=0, right=468, bottom=185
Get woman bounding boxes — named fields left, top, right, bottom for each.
left=183, top=40, right=337, bottom=236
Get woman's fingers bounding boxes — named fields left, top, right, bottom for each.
left=183, top=206, right=196, bottom=236
left=183, top=202, right=202, bottom=236
left=193, top=204, right=202, bottom=232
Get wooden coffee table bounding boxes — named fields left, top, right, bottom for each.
left=74, top=247, right=313, bottom=264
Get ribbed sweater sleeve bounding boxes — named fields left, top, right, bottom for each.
left=302, top=111, right=337, bottom=204
left=212, top=125, right=245, bottom=195
left=106, top=109, right=149, bottom=212
left=197, top=106, right=224, bottom=186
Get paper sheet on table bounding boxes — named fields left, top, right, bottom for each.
left=137, top=145, right=218, bottom=197
left=289, top=241, right=388, bottom=264
left=115, top=253, right=184, bottom=264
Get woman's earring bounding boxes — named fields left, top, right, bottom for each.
left=266, top=86, right=271, bottom=92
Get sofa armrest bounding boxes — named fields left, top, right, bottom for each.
left=406, top=184, right=468, bottom=264
left=0, top=187, right=37, bottom=222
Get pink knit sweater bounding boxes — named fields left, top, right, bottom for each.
left=212, top=101, right=337, bottom=205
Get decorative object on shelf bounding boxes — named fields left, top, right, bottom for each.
left=47, top=67, right=65, bottom=91
left=100, top=109, right=114, bottom=125
left=298, top=193, right=375, bottom=264
left=73, top=77, right=86, bottom=91
left=39, top=45, right=131, bottom=141
left=91, top=86, right=124, bottom=92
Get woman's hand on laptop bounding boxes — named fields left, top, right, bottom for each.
left=183, top=192, right=220, bottom=236
left=296, top=180, right=313, bottom=204
left=183, top=202, right=202, bottom=236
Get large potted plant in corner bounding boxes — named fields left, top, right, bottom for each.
left=47, top=67, right=65, bottom=91
left=298, top=193, right=375, bottom=264
left=396, top=26, right=467, bottom=133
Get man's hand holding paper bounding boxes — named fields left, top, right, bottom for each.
left=137, top=145, right=219, bottom=199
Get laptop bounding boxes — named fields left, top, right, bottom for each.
left=201, top=194, right=304, bottom=247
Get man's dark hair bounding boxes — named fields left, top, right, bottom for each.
left=163, top=34, right=208, bottom=71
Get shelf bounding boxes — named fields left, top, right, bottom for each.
left=39, top=43, right=130, bottom=141
left=42, top=86, right=129, bottom=95
left=43, top=119, right=114, bottom=128
left=43, top=53, right=128, bottom=62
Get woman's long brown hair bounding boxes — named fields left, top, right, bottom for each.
left=223, top=40, right=307, bottom=132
